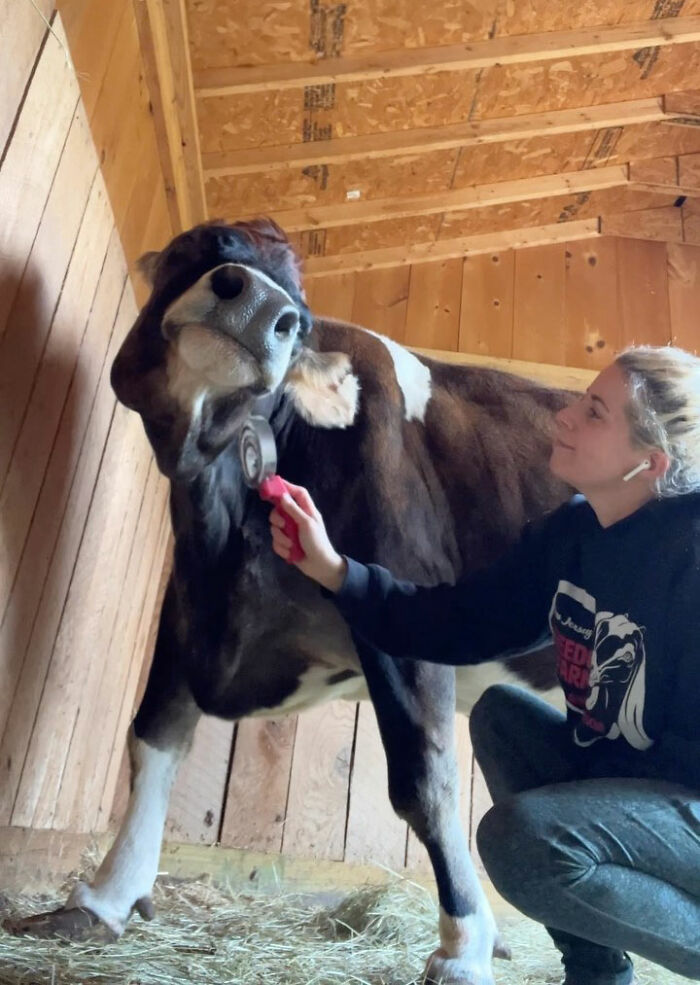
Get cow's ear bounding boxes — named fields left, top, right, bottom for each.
left=136, top=250, right=161, bottom=286
left=285, top=349, right=360, bottom=429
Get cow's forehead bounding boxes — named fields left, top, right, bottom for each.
left=151, top=223, right=303, bottom=305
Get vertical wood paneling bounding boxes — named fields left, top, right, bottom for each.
left=0, top=262, right=130, bottom=824
left=0, top=172, right=112, bottom=620
left=58, top=0, right=176, bottom=268
left=12, top=402, right=151, bottom=828
left=281, top=702, right=355, bottom=860
left=305, top=271, right=357, bottom=322
left=100, top=509, right=172, bottom=830
left=0, top=11, right=173, bottom=835
left=459, top=252, right=515, bottom=358
left=512, top=244, right=567, bottom=364
left=563, top=239, right=622, bottom=370
left=0, top=101, right=98, bottom=490
left=56, top=0, right=127, bottom=121
left=0, top=17, right=79, bottom=344
left=219, top=717, right=297, bottom=853
left=165, top=715, right=235, bottom=844
left=667, top=243, right=700, bottom=353
left=0, top=0, right=54, bottom=156
left=351, top=267, right=411, bottom=343
left=345, top=702, right=407, bottom=870
left=404, top=258, right=462, bottom=351
left=616, top=239, right=672, bottom=347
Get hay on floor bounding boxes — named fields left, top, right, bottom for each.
left=0, top=874, right=689, bottom=985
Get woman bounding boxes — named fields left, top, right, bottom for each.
left=269, top=346, right=700, bottom=985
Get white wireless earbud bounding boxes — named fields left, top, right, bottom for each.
left=622, top=459, right=651, bottom=482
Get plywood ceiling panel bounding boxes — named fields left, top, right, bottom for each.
left=135, top=1, right=700, bottom=266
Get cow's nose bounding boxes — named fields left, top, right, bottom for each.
left=274, top=310, right=299, bottom=338
left=211, top=265, right=246, bottom=300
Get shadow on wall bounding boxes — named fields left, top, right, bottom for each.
left=0, top=256, right=84, bottom=825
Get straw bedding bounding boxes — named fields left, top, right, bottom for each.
left=0, top=875, right=688, bottom=985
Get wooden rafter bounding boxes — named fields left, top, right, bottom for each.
left=302, top=218, right=601, bottom=276
left=664, top=90, right=700, bottom=115
left=246, top=166, right=630, bottom=232
left=193, top=16, right=700, bottom=97
left=202, top=98, right=665, bottom=177
left=663, top=90, right=700, bottom=129
left=136, top=0, right=207, bottom=231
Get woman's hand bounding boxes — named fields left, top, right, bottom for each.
left=269, top=482, right=348, bottom=592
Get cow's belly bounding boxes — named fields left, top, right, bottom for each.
left=217, top=565, right=564, bottom=719
left=248, top=659, right=370, bottom=716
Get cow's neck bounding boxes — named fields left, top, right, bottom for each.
left=169, top=387, right=298, bottom=564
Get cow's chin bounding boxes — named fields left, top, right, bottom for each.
left=167, top=325, right=280, bottom=406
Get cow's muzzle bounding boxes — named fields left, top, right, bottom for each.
left=162, top=263, right=302, bottom=391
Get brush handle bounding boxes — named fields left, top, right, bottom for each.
left=259, top=475, right=306, bottom=563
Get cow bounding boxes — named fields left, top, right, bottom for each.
left=11, top=219, right=573, bottom=985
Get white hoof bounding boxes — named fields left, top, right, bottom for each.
left=66, top=881, right=153, bottom=938
left=424, top=947, right=495, bottom=985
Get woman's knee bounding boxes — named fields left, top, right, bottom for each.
left=469, top=683, right=524, bottom=749
left=476, top=796, right=556, bottom=911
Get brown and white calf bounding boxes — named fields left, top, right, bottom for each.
left=15, top=220, right=571, bottom=985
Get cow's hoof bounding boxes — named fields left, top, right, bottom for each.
left=423, top=948, right=494, bottom=985
left=2, top=906, right=119, bottom=942
left=493, top=933, right=512, bottom=960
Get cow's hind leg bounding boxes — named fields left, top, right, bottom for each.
left=8, top=584, right=200, bottom=941
left=355, top=641, right=504, bottom=985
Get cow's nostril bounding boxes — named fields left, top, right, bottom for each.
left=211, top=266, right=245, bottom=300
left=274, top=311, right=298, bottom=338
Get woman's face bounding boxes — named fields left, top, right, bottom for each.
left=550, top=362, right=649, bottom=493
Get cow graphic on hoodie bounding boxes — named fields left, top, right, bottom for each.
left=550, top=580, right=652, bottom=751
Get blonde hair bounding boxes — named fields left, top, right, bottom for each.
left=616, top=346, right=700, bottom=498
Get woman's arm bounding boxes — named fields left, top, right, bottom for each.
left=271, top=484, right=565, bottom=666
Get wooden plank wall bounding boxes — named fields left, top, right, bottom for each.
left=158, top=235, right=698, bottom=874
left=0, top=6, right=172, bottom=833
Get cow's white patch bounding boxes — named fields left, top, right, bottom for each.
left=368, top=330, right=431, bottom=422
left=264, top=661, right=368, bottom=716
left=67, top=732, right=181, bottom=936
left=455, top=659, right=564, bottom=715
left=285, top=349, right=360, bottom=429
left=424, top=906, right=500, bottom=984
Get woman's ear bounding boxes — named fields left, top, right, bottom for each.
left=647, top=449, right=670, bottom=481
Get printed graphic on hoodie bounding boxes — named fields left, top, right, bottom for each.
left=550, top=580, right=652, bottom=750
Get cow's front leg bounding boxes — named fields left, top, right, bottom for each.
left=9, top=587, right=199, bottom=941
left=355, top=641, right=506, bottom=985
left=66, top=712, right=197, bottom=936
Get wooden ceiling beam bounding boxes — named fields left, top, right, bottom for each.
left=202, top=98, right=665, bottom=177
left=194, top=16, right=700, bottom=98
left=302, top=218, right=601, bottom=276
left=663, top=90, right=700, bottom=128
left=136, top=0, right=207, bottom=230
left=246, top=166, right=629, bottom=232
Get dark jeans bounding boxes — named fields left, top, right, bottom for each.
left=470, top=684, right=700, bottom=985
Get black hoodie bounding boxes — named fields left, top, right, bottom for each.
left=328, top=493, right=700, bottom=791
